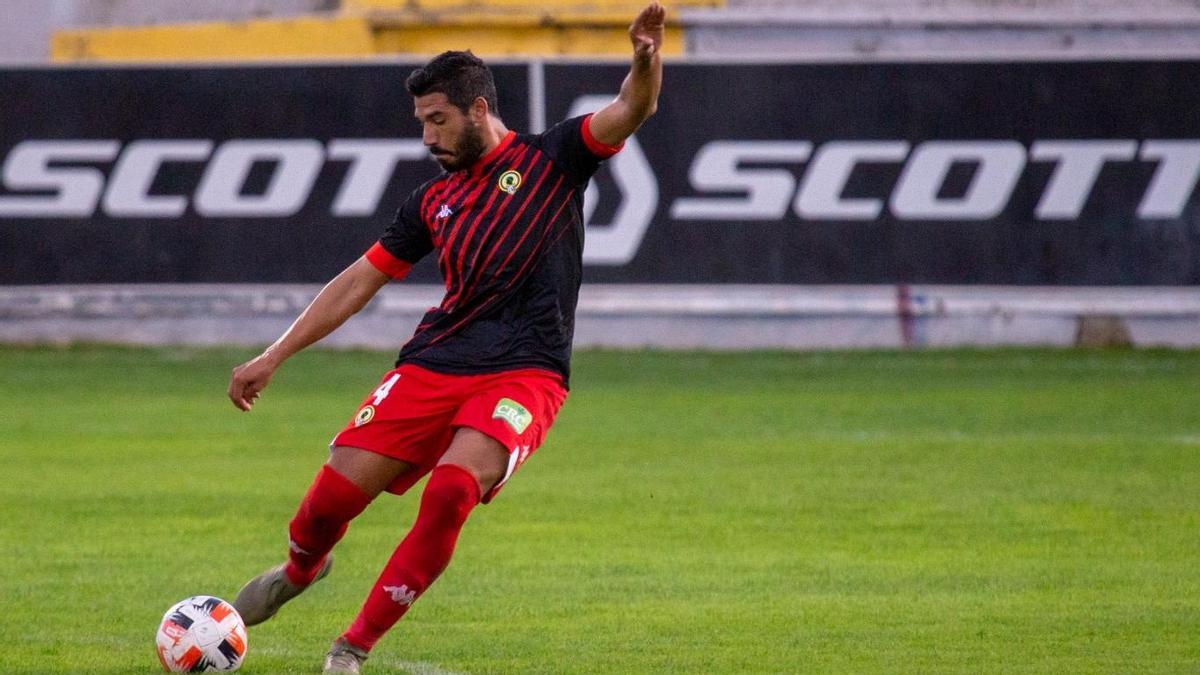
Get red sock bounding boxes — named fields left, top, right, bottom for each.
left=341, top=464, right=480, bottom=651
left=284, top=464, right=372, bottom=586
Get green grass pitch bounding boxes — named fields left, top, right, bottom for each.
left=1, top=345, right=1198, bottom=673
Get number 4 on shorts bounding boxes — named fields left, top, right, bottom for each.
left=371, top=373, right=400, bottom=405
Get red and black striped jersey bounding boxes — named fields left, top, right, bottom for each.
left=364, top=114, right=622, bottom=386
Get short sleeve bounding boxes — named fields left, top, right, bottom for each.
left=367, top=188, right=434, bottom=278
left=536, top=114, right=624, bottom=185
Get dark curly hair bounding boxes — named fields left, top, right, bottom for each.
left=405, top=50, right=499, bottom=116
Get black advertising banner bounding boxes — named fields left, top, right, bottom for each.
left=0, top=64, right=528, bottom=284
left=2, top=61, right=1199, bottom=285
left=561, top=61, right=1200, bottom=285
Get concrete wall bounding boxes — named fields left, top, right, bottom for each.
left=60, top=0, right=337, bottom=27
left=3, top=285, right=1197, bottom=350
left=687, top=0, right=1200, bottom=58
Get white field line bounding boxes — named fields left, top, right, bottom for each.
left=251, top=646, right=466, bottom=675
left=806, top=430, right=1200, bottom=445
left=391, top=661, right=468, bottom=675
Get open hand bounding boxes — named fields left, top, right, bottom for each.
left=630, top=2, right=665, bottom=59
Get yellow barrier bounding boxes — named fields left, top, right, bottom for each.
left=343, top=0, right=720, bottom=10
left=371, top=11, right=684, bottom=57
left=53, top=16, right=375, bottom=62
left=52, top=9, right=686, bottom=62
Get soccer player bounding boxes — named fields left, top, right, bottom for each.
left=225, top=3, right=664, bottom=673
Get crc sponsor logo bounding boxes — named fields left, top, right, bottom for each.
left=672, top=139, right=1200, bottom=222
left=492, top=397, right=532, bottom=434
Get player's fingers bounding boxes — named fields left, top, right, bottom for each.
left=631, top=10, right=663, bottom=44
left=227, top=376, right=242, bottom=407
left=632, top=4, right=654, bottom=30
left=229, top=375, right=253, bottom=411
left=232, top=388, right=252, bottom=411
left=645, top=2, right=664, bottom=25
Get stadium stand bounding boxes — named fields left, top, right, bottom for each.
left=39, top=0, right=1200, bottom=61
left=48, top=0, right=700, bottom=61
left=693, top=0, right=1200, bottom=58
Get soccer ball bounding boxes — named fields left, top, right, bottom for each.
left=155, top=596, right=248, bottom=672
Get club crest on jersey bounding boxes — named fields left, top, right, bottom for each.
left=436, top=204, right=453, bottom=219
left=354, top=405, right=376, bottom=427
left=492, top=398, right=533, bottom=434
left=497, top=170, right=523, bottom=195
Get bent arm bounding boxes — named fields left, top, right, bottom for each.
left=228, top=256, right=391, bottom=411
left=588, top=2, right=664, bottom=146
left=261, top=256, right=390, bottom=365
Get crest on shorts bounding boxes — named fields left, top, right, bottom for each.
left=497, top=170, right=523, bottom=195
left=492, top=398, right=532, bottom=434
left=354, top=405, right=376, bottom=427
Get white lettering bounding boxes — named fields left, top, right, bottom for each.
left=3, top=137, right=1197, bottom=227
left=671, top=141, right=811, bottom=220
left=194, top=140, right=324, bottom=217
left=571, top=95, right=659, bottom=266
left=794, top=141, right=909, bottom=220
left=1030, top=140, right=1137, bottom=219
left=1137, top=141, right=1200, bottom=219
left=327, top=140, right=425, bottom=216
left=0, top=140, right=120, bottom=217
left=102, top=140, right=213, bottom=217
left=890, top=141, right=1026, bottom=220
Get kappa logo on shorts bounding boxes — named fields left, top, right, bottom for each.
left=492, top=398, right=533, bottom=434
left=354, top=405, right=376, bottom=427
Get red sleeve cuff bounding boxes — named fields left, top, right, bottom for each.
left=581, top=114, right=624, bottom=159
left=365, top=241, right=413, bottom=280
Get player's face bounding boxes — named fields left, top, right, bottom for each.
left=414, top=92, right=487, bottom=172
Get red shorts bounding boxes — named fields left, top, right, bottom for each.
left=331, top=364, right=567, bottom=503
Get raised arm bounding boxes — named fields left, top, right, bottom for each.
left=227, top=256, right=391, bottom=411
left=587, top=2, right=665, bottom=146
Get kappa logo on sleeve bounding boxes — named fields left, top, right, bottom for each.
left=492, top=398, right=533, bottom=434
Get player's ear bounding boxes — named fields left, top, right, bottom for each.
left=469, top=96, right=489, bottom=123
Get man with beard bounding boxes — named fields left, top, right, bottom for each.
left=225, top=3, right=665, bottom=673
